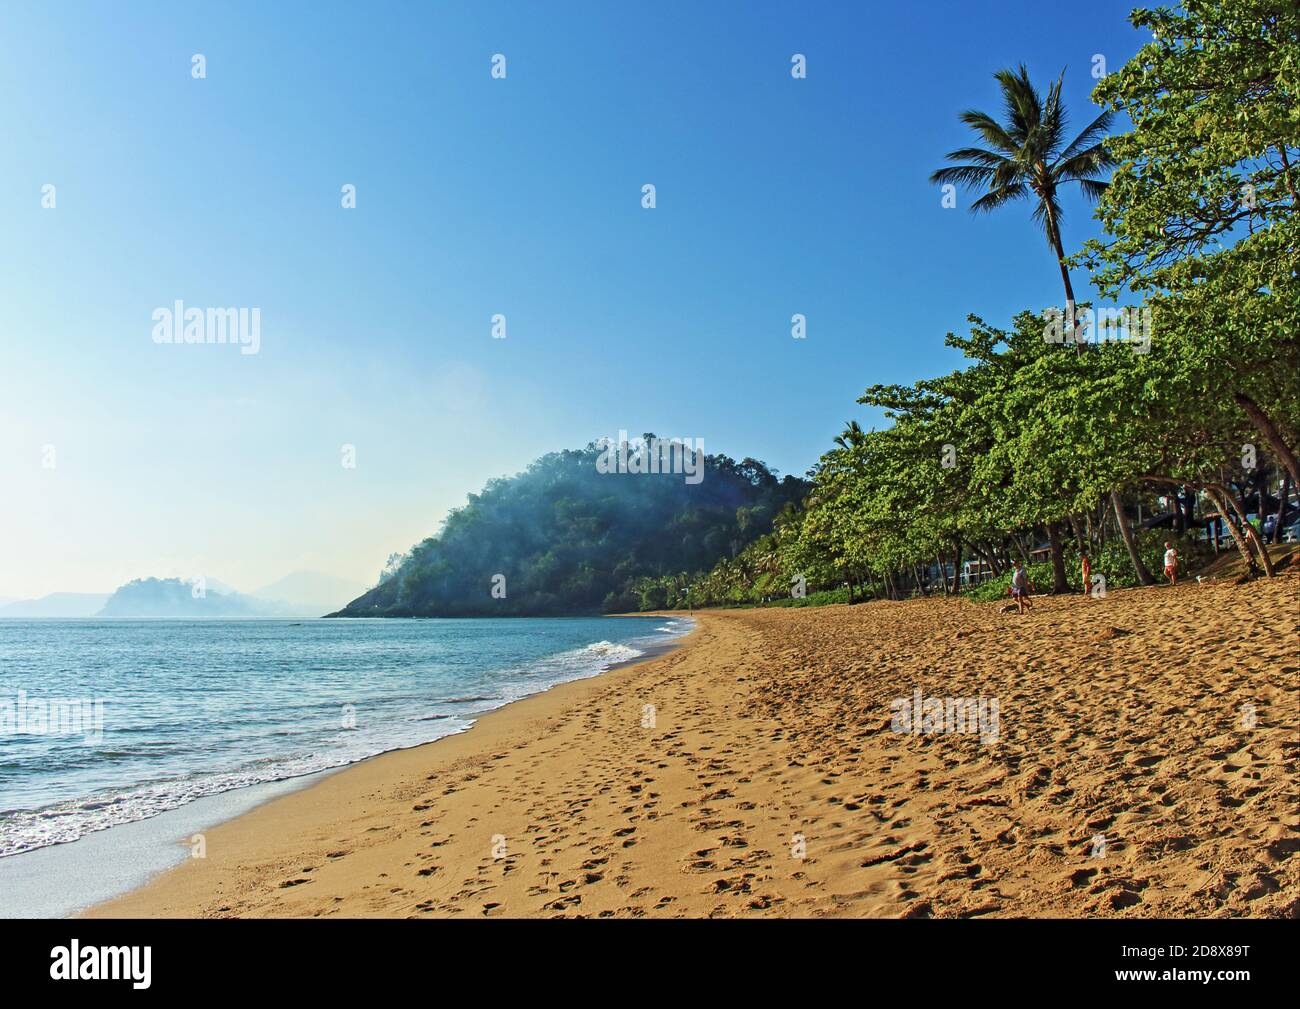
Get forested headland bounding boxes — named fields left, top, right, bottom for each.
left=331, top=446, right=808, bottom=616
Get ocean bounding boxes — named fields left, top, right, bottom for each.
left=0, top=616, right=692, bottom=863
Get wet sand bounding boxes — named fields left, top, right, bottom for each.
left=89, top=575, right=1300, bottom=918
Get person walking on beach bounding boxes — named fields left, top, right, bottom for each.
left=1010, top=560, right=1032, bottom=613
left=1163, top=542, right=1179, bottom=586
left=1080, top=550, right=1091, bottom=596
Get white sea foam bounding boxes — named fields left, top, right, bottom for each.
left=0, top=722, right=474, bottom=857
left=0, top=618, right=694, bottom=859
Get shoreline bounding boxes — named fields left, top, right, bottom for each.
left=80, top=619, right=700, bottom=918
left=87, top=579, right=1299, bottom=918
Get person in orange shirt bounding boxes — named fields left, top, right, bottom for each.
left=1080, top=549, right=1092, bottom=596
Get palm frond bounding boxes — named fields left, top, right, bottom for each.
left=1075, top=178, right=1109, bottom=202
left=1054, top=143, right=1116, bottom=182
left=930, top=164, right=999, bottom=188
left=1055, top=109, right=1114, bottom=165
left=931, top=62, right=1115, bottom=268
left=1039, top=71, right=1068, bottom=159
left=993, top=65, right=1042, bottom=142
left=944, top=146, right=1016, bottom=169
left=956, top=111, right=1021, bottom=154
left=970, top=184, right=1030, bottom=214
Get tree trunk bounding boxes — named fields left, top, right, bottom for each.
left=1209, top=482, right=1274, bottom=576
left=1205, top=486, right=1260, bottom=576
left=1232, top=483, right=1253, bottom=536
left=936, top=553, right=949, bottom=596
left=1274, top=473, right=1291, bottom=544
left=1047, top=522, right=1069, bottom=594
left=1045, top=214, right=1082, bottom=354
left=1234, top=392, right=1300, bottom=488
left=951, top=540, right=963, bottom=594
left=1245, top=523, right=1275, bottom=576
left=1112, top=489, right=1156, bottom=585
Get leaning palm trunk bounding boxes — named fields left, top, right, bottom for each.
left=1206, top=482, right=1274, bottom=576
left=1204, top=485, right=1261, bottom=576
left=1111, top=490, right=1155, bottom=585
left=1045, top=216, right=1084, bottom=354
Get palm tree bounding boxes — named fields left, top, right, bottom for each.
left=833, top=420, right=867, bottom=451
left=931, top=65, right=1114, bottom=316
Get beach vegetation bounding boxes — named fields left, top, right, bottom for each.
left=672, top=2, right=1297, bottom=610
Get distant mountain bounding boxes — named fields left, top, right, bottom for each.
left=97, top=578, right=272, bottom=618
left=331, top=441, right=809, bottom=617
left=253, top=571, right=367, bottom=615
left=0, top=592, right=112, bottom=618
left=1, top=572, right=361, bottom=619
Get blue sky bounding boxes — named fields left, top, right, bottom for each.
left=0, top=0, right=1149, bottom=598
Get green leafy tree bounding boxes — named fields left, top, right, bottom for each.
left=1083, top=0, right=1300, bottom=485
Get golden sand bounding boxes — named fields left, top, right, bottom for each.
left=88, top=574, right=1299, bottom=918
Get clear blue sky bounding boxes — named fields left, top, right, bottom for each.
left=0, top=0, right=1149, bottom=598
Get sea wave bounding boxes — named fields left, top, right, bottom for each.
left=0, top=618, right=692, bottom=859
left=575, top=639, right=644, bottom=661
left=0, top=721, right=476, bottom=858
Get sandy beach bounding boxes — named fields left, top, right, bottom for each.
left=89, top=575, right=1299, bottom=919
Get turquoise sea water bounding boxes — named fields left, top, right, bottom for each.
left=0, top=616, right=691, bottom=859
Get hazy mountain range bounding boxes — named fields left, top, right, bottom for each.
left=0, top=571, right=367, bottom=618
left=0, top=592, right=113, bottom=618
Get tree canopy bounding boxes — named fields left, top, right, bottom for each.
left=674, top=1, right=1298, bottom=610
